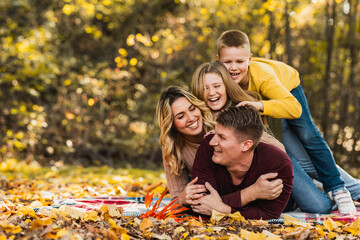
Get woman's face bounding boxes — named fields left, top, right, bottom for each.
left=171, top=97, right=203, bottom=141
left=203, top=73, right=228, bottom=111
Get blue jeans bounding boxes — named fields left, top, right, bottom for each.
left=282, top=85, right=344, bottom=193
left=285, top=154, right=333, bottom=213
left=282, top=122, right=360, bottom=200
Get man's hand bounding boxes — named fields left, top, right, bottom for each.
left=236, top=101, right=264, bottom=112
left=191, top=182, right=231, bottom=216
left=251, top=172, right=283, bottom=200
left=178, top=177, right=207, bottom=205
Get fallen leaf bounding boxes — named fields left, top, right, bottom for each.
left=229, top=211, right=247, bottom=223
left=108, top=204, right=121, bottom=218
left=30, top=217, right=53, bottom=230
left=210, top=210, right=226, bottom=224
left=174, top=226, right=186, bottom=235
left=64, top=206, right=85, bottom=220
left=139, top=218, right=153, bottom=231
left=323, top=218, right=342, bottom=231
left=83, top=210, right=100, bottom=221
left=187, top=218, right=203, bottom=227
left=17, top=206, right=36, bottom=218
left=283, top=214, right=301, bottom=225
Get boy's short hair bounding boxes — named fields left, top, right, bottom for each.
left=217, top=30, right=250, bottom=56
left=216, top=106, right=263, bottom=150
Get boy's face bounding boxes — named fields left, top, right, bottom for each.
left=217, top=46, right=252, bottom=85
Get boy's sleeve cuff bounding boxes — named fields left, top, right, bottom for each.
left=262, top=101, right=273, bottom=116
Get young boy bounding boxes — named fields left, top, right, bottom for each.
left=216, top=30, right=357, bottom=213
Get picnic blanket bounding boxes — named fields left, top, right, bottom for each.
left=34, top=197, right=360, bottom=223
left=33, top=196, right=172, bottom=217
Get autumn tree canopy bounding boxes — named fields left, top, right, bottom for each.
left=0, top=0, right=359, bottom=169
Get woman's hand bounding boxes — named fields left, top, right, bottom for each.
left=191, top=182, right=231, bottom=216
left=236, top=101, right=264, bottom=112
left=203, top=130, right=215, bottom=138
left=178, top=177, right=207, bottom=205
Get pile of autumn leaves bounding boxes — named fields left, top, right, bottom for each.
left=1, top=160, right=360, bottom=239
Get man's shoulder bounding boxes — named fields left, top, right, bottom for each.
left=201, top=133, right=215, bottom=145
left=255, top=142, right=290, bottom=160
left=255, top=142, right=292, bottom=172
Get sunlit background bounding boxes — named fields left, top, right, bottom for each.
left=0, top=0, right=359, bottom=174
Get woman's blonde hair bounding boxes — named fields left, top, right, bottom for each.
left=191, top=61, right=261, bottom=107
left=156, top=86, right=215, bottom=175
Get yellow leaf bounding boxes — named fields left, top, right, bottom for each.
left=229, top=211, right=247, bottom=223
left=323, top=218, right=342, bottom=231
left=83, top=210, right=100, bottom=222
left=140, top=218, right=153, bottom=231
left=109, top=218, right=117, bottom=229
left=30, top=218, right=53, bottom=230
left=121, top=233, right=130, bottom=240
left=188, top=218, right=203, bottom=227
left=283, top=214, right=302, bottom=225
left=350, top=217, right=360, bottom=230
left=17, top=206, right=36, bottom=218
left=0, top=222, right=22, bottom=234
left=240, top=229, right=266, bottom=240
left=56, top=229, right=68, bottom=238
left=174, top=226, right=186, bottom=235
left=210, top=210, right=226, bottom=224
left=316, top=228, right=326, bottom=237
left=101, top=204, right=108, bottom=213
left=327, top=231, right=337, bottom=239
left=182, top=232, right=189, bottom=239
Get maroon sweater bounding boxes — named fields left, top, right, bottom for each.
left=191, top=134, right=293, bottom=220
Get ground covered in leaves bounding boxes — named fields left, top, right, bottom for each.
left=1, top=159, right=360, bottom=239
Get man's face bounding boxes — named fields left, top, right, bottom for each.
left=209, top=124, right=243, bottom=167
left=218, top=46, right=252, bottom=85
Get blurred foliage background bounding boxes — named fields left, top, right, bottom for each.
left=0, top=0, right=359, bottom=172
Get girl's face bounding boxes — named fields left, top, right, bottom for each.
left=171, top=97, right=203, bottom=142
left=203, top=73, right=228, bottom=111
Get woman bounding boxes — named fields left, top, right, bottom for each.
left=191, top=61, right=360, bottom=213
left=156, top=86, right=284, bottom=205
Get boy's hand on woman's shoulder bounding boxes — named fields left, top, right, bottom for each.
left=236, top=101, right=264, bottom=112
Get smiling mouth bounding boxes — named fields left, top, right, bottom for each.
left=208, top=97, right=220, bottom=102
left=230, top=72, right=240, bottom=77
left=214, top=148, right=221, bottom=153
left=187, top=120, right=198, bottom=129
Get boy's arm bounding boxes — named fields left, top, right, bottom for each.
left=259, top=77, right=302, bottom=119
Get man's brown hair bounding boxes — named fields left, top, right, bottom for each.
left=217, top=30, right=250, bottom=56
left=216, top=106, right=263, bottom=150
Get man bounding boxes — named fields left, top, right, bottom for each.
left=191, top=106, right=293, bottom=219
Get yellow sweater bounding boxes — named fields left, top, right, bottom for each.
left=248, top=57, right=302, bottom=119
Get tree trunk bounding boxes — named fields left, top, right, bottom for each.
left=321, top=0, right=336, bottom=141
left=285, top=0, right=293, bottom=66
left=268, top=10, right=276, bottom=58
left=348, top=0, right=360, bottom=164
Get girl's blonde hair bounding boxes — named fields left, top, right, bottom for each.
left=156, top=86, right=215, bottom=175
left=191, top=61, right=261, bottom=106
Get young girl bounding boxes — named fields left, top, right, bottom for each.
left=156, top=86, right=284, bottom=205
left=191, top=61, right=360, bottom=213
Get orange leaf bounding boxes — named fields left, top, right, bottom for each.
left=139, top=218, right=153, bottom=231
left=144, top=191, right=154, bottom=209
